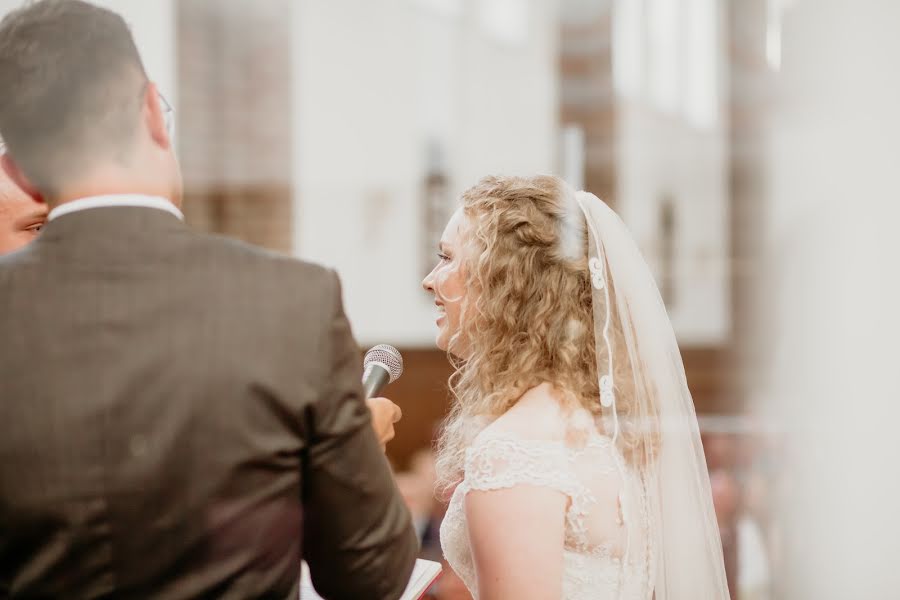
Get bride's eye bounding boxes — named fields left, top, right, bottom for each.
left=437, top=253, right=451, bottom=263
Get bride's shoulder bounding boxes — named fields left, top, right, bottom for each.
left=478, top=383, right=573, bottom=444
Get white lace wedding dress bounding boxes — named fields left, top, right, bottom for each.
left=440, top=412, right=654, bottom=600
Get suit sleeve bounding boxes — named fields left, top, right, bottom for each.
left=302, top=271, right=418, bottom=600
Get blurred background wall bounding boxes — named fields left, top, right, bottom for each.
left=760, top=1, right=900, bottom=597
left=72, top=4, right=771, bottom=597
left=5, top=0, right=897, bottom=597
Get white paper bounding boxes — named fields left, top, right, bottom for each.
left=300, top=559, right=442, bottom=600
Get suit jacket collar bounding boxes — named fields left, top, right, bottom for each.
left=48, top=194, right=184, bottom=222
left=29, top=204, right=189, bottom=266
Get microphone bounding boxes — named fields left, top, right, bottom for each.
left=362, top=344, right=404, bottom=399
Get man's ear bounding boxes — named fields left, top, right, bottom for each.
left=1, top=153, right=45, bottom=204
left=142, top=81, right=172, bottom=151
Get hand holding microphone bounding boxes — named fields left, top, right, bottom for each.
left=362, top=345, right=404, bottom=449
left=367, top=397, right=402, bottom=449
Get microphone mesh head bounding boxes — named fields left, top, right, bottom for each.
left=363, top=344, right=404, bottom=384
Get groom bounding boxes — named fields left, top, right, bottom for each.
left=0, top=1, right=417, bottom=598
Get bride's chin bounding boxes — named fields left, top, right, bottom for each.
left=435, top=327, right=451, bottom=353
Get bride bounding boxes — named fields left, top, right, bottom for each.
left=422, top=175, right=729, bottom=599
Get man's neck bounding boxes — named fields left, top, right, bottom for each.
left=50, top=168, right=177, bottom=211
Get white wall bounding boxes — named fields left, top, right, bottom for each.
left=292, top=0, right=560, bottom=347
left=615, top=109, right=730, bottom=345
left=762, top=0, right=900, bottom=596
left=613, top=0, right=730, bottom=345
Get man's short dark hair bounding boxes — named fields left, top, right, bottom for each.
left=0, top=0, right=148, bottom=195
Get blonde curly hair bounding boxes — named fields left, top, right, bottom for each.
left=434, top=175, right=651, bottom=496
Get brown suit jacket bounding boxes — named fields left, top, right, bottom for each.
left=0, top=206, right=418, bottom=599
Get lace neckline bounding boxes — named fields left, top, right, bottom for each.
left=472, top=429, right=616, bottom=455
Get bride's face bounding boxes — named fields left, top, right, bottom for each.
left=422, top=208, right=469, bottom=355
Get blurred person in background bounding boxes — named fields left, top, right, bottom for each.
left=702, top=431, right=739, bottom=473
left=736, top=477, right=772, bottom=600
left=422, top=175, right=728, bottom=599
left=396, top=471, right=435, bottom=542
left=710, top=469, right=740, bottom=599
left=409, top=448, right=444, bottom=557
left=710, top=468, right=772, bottom=600
left=0, top=143, right=46, bottom=254
left=735, top=436, right=775, bottom=600
left=395, top=448, right=443, bottom=561
left=0, top=1, right=416, bottom=597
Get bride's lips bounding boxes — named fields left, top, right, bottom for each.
left=435, top=302, right=446, bottom=325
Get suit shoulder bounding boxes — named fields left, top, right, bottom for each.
left=189, top=232, right=335, bottom=285
left=0, top=244, right=39, bottom=268
left=0, top=245, right=43, bottom=285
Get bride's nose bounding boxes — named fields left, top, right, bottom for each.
left=422, top=268, right=435, bottom=294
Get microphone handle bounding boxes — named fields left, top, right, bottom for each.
left=362, top=364, right=391, bottom=399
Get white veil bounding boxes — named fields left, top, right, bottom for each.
left=573, top=190, right=729, bottom=600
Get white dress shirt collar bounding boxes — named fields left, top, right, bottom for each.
left=47, top=194, right=184, bottom=222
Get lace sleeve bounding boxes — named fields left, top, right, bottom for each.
left=463, top=436, right=576, bottom=497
